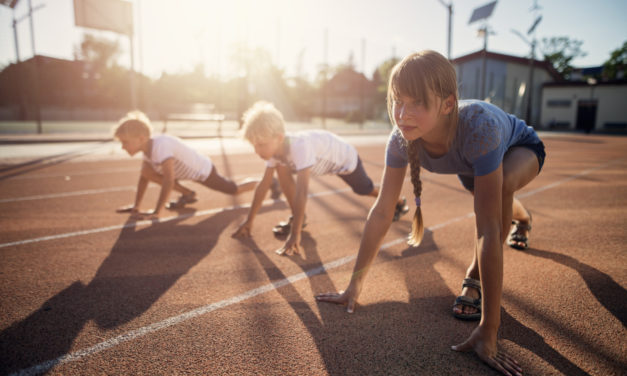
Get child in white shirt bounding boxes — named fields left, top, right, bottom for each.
left=114, top=111, right=261, bottom=219
left=232, top=101, right=409, bottom=255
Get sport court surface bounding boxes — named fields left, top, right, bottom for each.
left=0, top=132, right=625, bottom=375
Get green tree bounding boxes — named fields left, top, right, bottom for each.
left=540, top=36, right=587, bottom=79
left=603, top=41, right=627, bottom=80
left=371, top=57, right=400, bottom=120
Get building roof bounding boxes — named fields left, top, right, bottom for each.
left=543, top=79, right=627, bottom=88
left=452, top=49, right=563, bottom=81
left=0, top=0, right=19, bottom=8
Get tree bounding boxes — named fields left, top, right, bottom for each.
left=539, top=36, right=587, bottom=79
left=371, top=57, right=400, bottom=120
left=74, top=33, right=122, bottom=72
left=603, top=41, right=627, bottom=80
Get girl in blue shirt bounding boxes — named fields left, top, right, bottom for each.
left=317, top=50, right=545, bottom=376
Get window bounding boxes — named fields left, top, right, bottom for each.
left=547, top=99, right=572, bottom=108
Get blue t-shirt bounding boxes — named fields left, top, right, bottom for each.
left=385, top=100, right=541, bottom=177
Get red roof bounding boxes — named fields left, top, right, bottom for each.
left=452, top=49, right=562, bottom=81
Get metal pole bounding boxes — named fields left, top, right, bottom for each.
left=129, top=34, right=137, bottom=109
left=447, top=3, right=452, bottom=59
left=481, top=27, right=487, bottom=100
left=360, top=37, right=365, bottom=128
left=321, top=28, right=327, bottom=129
left=526, top=40, right=535, bottom=123
left=12, top=12, right=20, bottom=62
left=28, top=0, right=42, bottom=133
left=129, top=3, right=137, bottom=109
left=12, top=9, right=27, bottom=121
left=438, top=0, right=453, bottom=60
left=137, top=0, right=144, bottom=110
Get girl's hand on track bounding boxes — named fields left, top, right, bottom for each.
left=315, top=283, right=362, bottom=313
left=452, top=325, right=523, bottom=376
left=232, top=221, right=252, bottom=238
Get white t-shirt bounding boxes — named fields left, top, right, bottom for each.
left=266, top=130, right=358, bottom=176
left=144, top=134, right=213, bottom=181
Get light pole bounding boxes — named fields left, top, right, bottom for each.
left=512, top=15, right=541, bottom=124
left=437, top=0, right=453, bottom=60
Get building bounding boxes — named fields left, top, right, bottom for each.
left=317, top=67, right=377, bottom=120
left=452, top=50, right=561, bottom=126
left=541, top=80, right=627, bottom=133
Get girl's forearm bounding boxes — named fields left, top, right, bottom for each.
left=477, top=234, right=503, bottom=331
left=351, top=208, right=394, bottom=284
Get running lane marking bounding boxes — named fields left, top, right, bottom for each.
left=0, top=187, right=352, bottom=249
left=0, top=173, right=255, bottom=203
left=0, top=186, right=136, bottom=203
left=2, top=157, right=624, bottom=249
left=8, top=157, right=625, bottom=375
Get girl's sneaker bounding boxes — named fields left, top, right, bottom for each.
left=393, top=197, right=409, bottom=221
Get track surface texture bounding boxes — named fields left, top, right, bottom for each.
left=0, top=132, right=626, bottom=376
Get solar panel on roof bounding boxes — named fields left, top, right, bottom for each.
left=469, top=1, right=497, bottom=24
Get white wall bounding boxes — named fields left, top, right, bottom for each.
left=540, top=84, right=627, bottom=130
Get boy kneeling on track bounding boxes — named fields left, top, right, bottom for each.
left=232, top=101, right=409, bottom=255
left=114, top=111, right=265, bottom=219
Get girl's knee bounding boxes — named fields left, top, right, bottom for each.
left=501, top=174, right=518, bottom=197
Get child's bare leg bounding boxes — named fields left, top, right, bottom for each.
left=141, top=162, right=194, bottom=196
left=234, top=178, right=260, bottom=194
left=368, top=186, right=406, bottom=207
left=454, top=147, right=539, bottom=316
left=502, top=148, right=538, bottom=248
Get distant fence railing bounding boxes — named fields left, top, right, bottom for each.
left=161, top=113, right=226, bottom=135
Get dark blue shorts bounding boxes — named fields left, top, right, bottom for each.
left=201, top=167, right=238, bottom=194
left=458, top=141, right=546, bottom=192
left=338, top=157, right=375, bottom=195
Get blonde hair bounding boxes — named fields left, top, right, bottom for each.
left=386, top=50, right=459, bottom=246
left=241, top=101, right=285, bottom=143
left=113, top=110, right=153, bottom=139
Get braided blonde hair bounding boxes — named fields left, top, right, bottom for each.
left=386, top=50, right=459, bottom=246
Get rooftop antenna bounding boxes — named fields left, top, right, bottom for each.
left=469, top=1, right=497, bottom=99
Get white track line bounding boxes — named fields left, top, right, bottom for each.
left=8, top=157, right=625, bottom=375
left=0, top=186, right=136, bottom=203
left=9, top=167, right=138, bottom=180
left=1, top=173, right=261, bottom=203
left=0, top=187, right=352, bottom=249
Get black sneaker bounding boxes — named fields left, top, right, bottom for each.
left=393, top=197, right=409, bottom=221
left=272, top=215, right=307, bottom=236
left=166, top=192, right=197, bottom=209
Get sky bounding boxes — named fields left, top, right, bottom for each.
left=1, top=0, right=626, bottom=81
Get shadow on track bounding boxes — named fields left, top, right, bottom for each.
left=237, top=229, right=596, bottom=375
left=0, top=209, right=230, bottom=375
left=524, top=247, right=627, bottom=327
